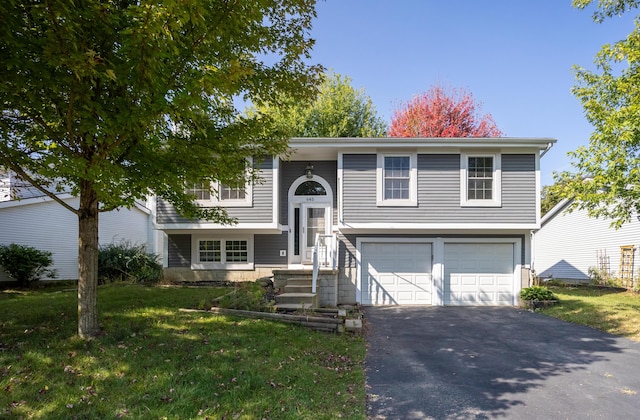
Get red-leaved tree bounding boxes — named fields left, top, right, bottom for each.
left=389, top=86, right=503, bottom=137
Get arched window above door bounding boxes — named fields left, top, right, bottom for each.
left=294, top=180, right=327, bottom=196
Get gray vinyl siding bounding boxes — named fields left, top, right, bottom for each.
left=168, top=234, right=191, bottom=267
left=341, top=153, right=536, bottom=224
left=279, top=160, right=338, bottom=225
left=254, top=232, right=288, bottom=265
left=167, top=233, right=288, bottom=267
left=338, top=233, right=526, bottom=269
left=156, top=158, right=274, bottom=224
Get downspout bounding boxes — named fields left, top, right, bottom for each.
left=532, top=141, right=552, bottom=286
left=540, top=142, right=553, bottom=158
left=530, top=229, right=537, bottom=287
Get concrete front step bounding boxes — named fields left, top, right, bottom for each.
left=285, top=277, right=314, bottom=286
left=274, top=303, right=314, bottom=311
left=275, top=292, right=318, bottom=307
left=284, top=284, right=313, bottom=294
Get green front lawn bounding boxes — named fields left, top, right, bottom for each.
left=0, top=284, right=366, bottom=419
left=540, top=285, right=640, bottom=342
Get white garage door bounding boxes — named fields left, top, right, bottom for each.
left=444, top=243, right=515, bottom=305
left=361, top=242, right=432, bottom=305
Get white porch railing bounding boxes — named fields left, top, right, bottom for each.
left=312, top=234, right=337, bottom=294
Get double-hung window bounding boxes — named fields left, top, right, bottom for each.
left=186, top=182, right=212, bottom=204
left=219, top=183, right=246, bottom=201
left=192, top=236, right=252, bottom=269
left=186, top=159, right=253, bottom=207
left=460, top=153, right=501, bottom=207
left=377, top=153, right=417, bottom=206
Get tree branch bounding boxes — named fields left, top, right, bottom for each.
left=9, top=166, right=79, bottom=214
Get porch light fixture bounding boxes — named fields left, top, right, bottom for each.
left=305, top=163, right=314, bottom=179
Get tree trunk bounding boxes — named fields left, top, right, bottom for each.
left=77, top=181, right=100, bottom=338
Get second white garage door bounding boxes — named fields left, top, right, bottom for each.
left=444, top=243, right=515, bottom=305
left=361, top=242, right=432, bottom=305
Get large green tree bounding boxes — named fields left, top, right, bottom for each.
left=555, top=0, right=640, bottom=227
left=0, top=0, right=322, bottom=337
left=254, top=72, right=386, bottom=137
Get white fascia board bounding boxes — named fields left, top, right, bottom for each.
left=338, top=222, right=539, bottom=232
left=0, top=192, right=151, bottom=217
left=132, top=200, right=152, bottom=215
left=285, top=138, right=556, bottom=161
left=0, top=193, right=74, bottom=209
left=271, top=157, right=279, bottom=225
left=535, top=153, right=541, bottom=227
left=288, top=137, right=556, bottom=150
left=540, top=198, right=573, bottom=227
left=337, top=152, right=344, bottom=224
left=156, top=222, right=280, bottom=233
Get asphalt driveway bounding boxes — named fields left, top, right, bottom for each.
left=365, top=306, right=640, bottom=419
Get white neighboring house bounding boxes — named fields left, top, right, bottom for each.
left=0, top=191, right=154, bottom=282
left=0, top=172, right=9, bottom=202
left=533, top=199, right=640, bottom=283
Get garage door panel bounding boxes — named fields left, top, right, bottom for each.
left=479, top=276, right=496, bottom=286
left=361, top=242, right=433, bottom=305
left=444, top=243, right=515, bottom=306
left=378, top=274, right=396, bottom=285
left=461, top=275, right=478, bottom=286
left=497, top=275, right=513, bottom=286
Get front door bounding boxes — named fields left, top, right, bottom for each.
left=301, top=204, right=330, bottom=263
left=288, top=175, right=333, bottom=266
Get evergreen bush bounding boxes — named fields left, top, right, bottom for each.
left=0, top=243, right=57, bottom=287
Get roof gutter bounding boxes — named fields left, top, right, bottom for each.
left=540, top=141, right=553, bottom=158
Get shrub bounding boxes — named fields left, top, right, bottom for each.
left=0, top=243, right=57, bottom=287
left=215, top=281, right=275, bottom=312
left=520, top=285, right=557, bottom=301
left=588, top=267, right=622, bottom=287
left=98, top=241, right=162, bottom=284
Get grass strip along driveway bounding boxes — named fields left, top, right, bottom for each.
left=0, top=284, right=366, bottom=419
left=541, top=285, right=640, bottom=342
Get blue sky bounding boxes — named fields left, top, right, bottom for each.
left=307, top=0, right=635, bottom=186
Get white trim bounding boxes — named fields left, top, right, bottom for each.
left=339, top=222, right=539, bottom=230
left=540, top=198, right=572, bottom=227
left=0, top=193, right=151, bottom=215
left=535, top=152, right=541, bottom=227
left=156, top=222, right=279, bottom=231
left=460, top=153, right=502, bottom=207
left=337, top=152, right=344, bottom=225
left=376, top=153, right=418, bottom=207
left=432, top=237, right=445, bottom=306
left=272, top=157, right=280, bottom=225
left=191, top=234, right=254, bottom=270
left=0, top=193, right=74, bottom=208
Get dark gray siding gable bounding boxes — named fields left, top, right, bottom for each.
left=168, top=234, right=191, bottom=267
left=157, top=158, right=274, bottom=224
left=254, top=232, right=288, bottom=265
left=341, top=153, right=537, bottom=224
